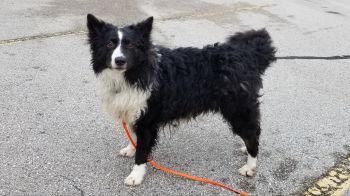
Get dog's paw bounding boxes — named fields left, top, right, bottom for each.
left=124, top=164, right=146, bottom=186
left=119, top=145, right=135, bottom=157
left=124, top=175, right=143, bottom=186
left=239, top=164, right=256, bottom=177
left=240, top=146, right=248, bottom=154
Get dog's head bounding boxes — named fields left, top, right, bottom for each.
left=87, top=14, right=153, bottom=74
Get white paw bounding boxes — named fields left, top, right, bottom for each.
left=240, top=146, right=247, bottom=154
left=239, top=164, right=256, bottom=176
left=239, top=154, right=257, bottom=177
left=119, top=145, right=135, bottom=157
left=124, top=164, right=146, bottom=186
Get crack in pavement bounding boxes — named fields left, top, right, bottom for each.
left=0, top=30, right=87, bottom=45
left=57, top=175, right=85, bottom=196
left=277, top=55, right=350, bottom=60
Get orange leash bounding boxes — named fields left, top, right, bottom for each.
left=121, top=121, right=250, bottom=196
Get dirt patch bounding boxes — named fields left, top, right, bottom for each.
left=273, top=157, right=298, bottom=180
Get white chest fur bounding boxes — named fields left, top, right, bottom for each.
left=98, top=69, right=151, bottom=124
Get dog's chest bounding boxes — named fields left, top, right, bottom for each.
left=98, top=70, right=150, bottom=124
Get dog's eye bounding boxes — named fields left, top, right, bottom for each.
left=126, top=43, right=135, bottom=49
left=106, top=41, right=115, bottom=48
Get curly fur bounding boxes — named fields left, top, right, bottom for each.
left=87, top=14, right=276, bottom=185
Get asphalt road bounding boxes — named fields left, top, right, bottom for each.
left=1, top=0, right=350, bottom=195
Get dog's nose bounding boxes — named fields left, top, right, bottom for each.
left=115, top=57, right=126, bottom=67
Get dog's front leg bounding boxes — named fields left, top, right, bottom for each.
left=124, top=124, right=158, bottom=186
left=119, top=124, right=136, bottom=157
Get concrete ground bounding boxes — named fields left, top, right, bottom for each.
left=1, top=0, right=350, bottom=195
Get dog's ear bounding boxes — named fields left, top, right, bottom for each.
left=87, top=14, right=105, bottom=36
left=135, top=16, right=153, bottom=38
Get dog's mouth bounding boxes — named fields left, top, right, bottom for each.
left=109, top=65, right=127, bottom=71
left=111, top=67, right=126, bottom=70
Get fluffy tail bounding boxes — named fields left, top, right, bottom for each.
left=227, top=29, right=276, bottom=73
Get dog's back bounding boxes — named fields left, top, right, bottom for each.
left=152, top=29, right=276, bottom=122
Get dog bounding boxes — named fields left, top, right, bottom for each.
left=86, top=14, right=276, bottom=186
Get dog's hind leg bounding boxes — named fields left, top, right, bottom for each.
left=237, top=134, right=259, bottom=177
left=221, top=103, right=261, bottom=177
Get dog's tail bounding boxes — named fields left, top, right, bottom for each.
left=227, top=29, right=276, bottom=73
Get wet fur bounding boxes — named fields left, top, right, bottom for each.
left=87, top=14, right=276, bottom=184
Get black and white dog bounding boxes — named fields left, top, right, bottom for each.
left=87, top=14, right=276, bottom=186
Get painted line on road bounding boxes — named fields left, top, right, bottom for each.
left=304, top=154, right=350, bottom=196
left=0, top=4, right=274, bottom=45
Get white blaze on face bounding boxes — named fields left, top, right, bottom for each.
left=111, top=30, right=125, bottom=68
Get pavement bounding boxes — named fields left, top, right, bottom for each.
left=1, top=0, right=350, bottom=195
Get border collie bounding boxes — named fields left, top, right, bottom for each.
left=87, top=14, right=276, bottom=186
